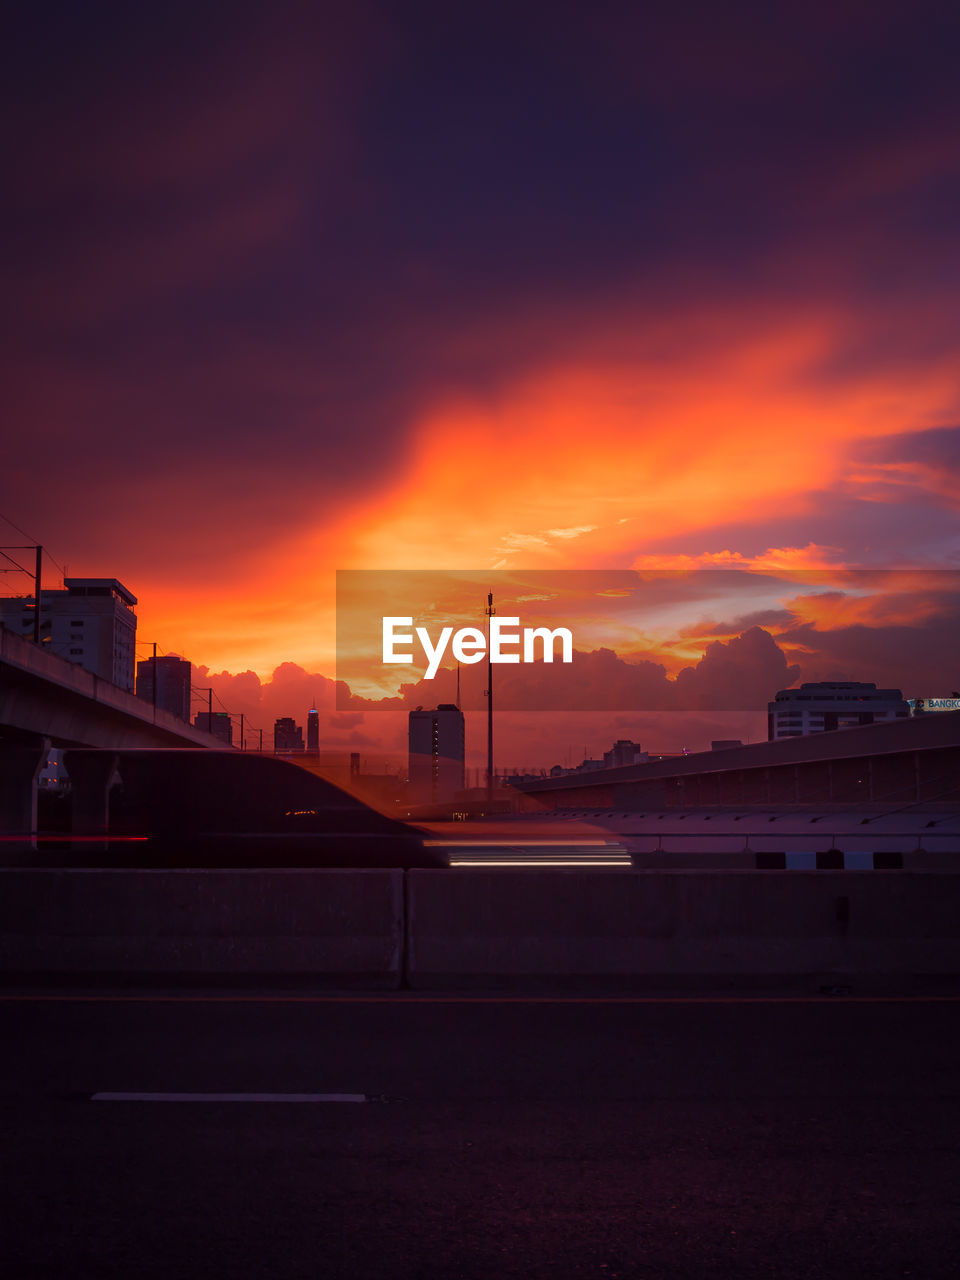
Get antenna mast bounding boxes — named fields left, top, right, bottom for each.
left=485, top=590, right=495, bottom=804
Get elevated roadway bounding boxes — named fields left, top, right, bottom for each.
left=514, top=710, right=960, bottom=809
left=1, top=625, right=228, bottom=845
left=0, top=625, right=227, bottom=749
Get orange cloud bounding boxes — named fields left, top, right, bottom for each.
left=784, top=586, right=954, bottom=632
left=631, top=543, right=844, bottom=575
left=321, top=305, right=955, bottom=575
left=134, top=301, right=959, bottom=677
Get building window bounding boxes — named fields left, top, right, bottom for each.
left=69, top=648, right=83, bottom=655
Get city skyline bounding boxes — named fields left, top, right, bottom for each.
left=4, top=546, right=957, bottom=768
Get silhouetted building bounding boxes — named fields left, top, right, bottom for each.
left=0, top=577, right=138, bottom=691
left=603, top=739, right=648, bottom=768
left=194, top=711, right=233, bottom=745
left=548, top=743, right=682, bottom=778
left=768, top=681, right=910, bottom=740
left=274, top=717, right=304, bottom=751
left=307, top=706, right=319, bottom=752
left=408, top=704, right=465, bottom=804
left=136, top=654, right=191, bottom=720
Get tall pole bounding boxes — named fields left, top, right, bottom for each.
left=208, top=687, right=213, bottom=734
left=240, top=713, right=244, bottom=751
left=152, top=641, right=157, bottom=712
left=486, top=590, right=495, bottom=803
left=33, top=545, right=42, bottom=645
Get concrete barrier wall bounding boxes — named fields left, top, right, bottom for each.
left=2, top=868, right=958, bottom=991
left=0, top=869, right=403, bottom=987
left=405, top=870, right=960, bottom=989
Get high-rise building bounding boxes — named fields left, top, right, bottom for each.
left=0, top=577, right=137, bottom=691
left=194, top=711, right=233, bottom=745
left=768, top=681, right=910, bottom=740
left=307, top=706, right=319, bottom=752
left=408, top=704, right=465, bottom=804
left=274, top=717, right=304, bottom=751
left=136, top=654, right=191, bottom=720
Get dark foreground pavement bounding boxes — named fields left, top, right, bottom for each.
left=1, top=991, right=959, bottom=1279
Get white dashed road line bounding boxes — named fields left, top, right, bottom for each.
left=91, top=1091, right=368, bottom=1103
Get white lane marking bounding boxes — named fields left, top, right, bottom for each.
left=449, top=858, right=630, bottom=866
left=91, top=1091, right=367, bottom=1103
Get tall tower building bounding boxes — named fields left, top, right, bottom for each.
left=408, top=704, right=465, bottom=804
left=307, top=706, right=320, bottom=753
left=0, top=577, right=138, bottom=691
left=136, top=654, right=191, bottom=720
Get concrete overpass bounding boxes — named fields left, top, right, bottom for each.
left=513, top=710, right=960, bottom=810
left=1, top=625, right=228, bottom=845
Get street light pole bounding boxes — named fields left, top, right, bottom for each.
left=0, top=546, right=44, bottom=644
left=486, top=590, right=495, bottom=803
left=33, top=545, right=42, bottom=645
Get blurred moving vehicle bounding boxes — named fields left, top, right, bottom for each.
left=61, top=749, right=443, bottom=869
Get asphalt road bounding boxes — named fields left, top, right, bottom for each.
left=2, top=993, right=959, bottom=1279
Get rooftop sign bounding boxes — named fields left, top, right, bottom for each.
left=909, top=697, right=960, bottom=713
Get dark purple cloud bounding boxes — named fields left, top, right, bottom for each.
left=698, top=609, right=800, bottom=636
left=5, top=5, right=960, bottom=495
left=852, top=424, right=960, bottom=476
left=635, top=491, right=960, bottom=569
left=777, top=608, right=960, bottom=694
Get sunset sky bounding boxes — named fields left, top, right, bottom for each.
left=3, top=2, right=959, bottom=766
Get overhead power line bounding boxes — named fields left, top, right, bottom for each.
left=0, top=512, right=66, bottom=579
